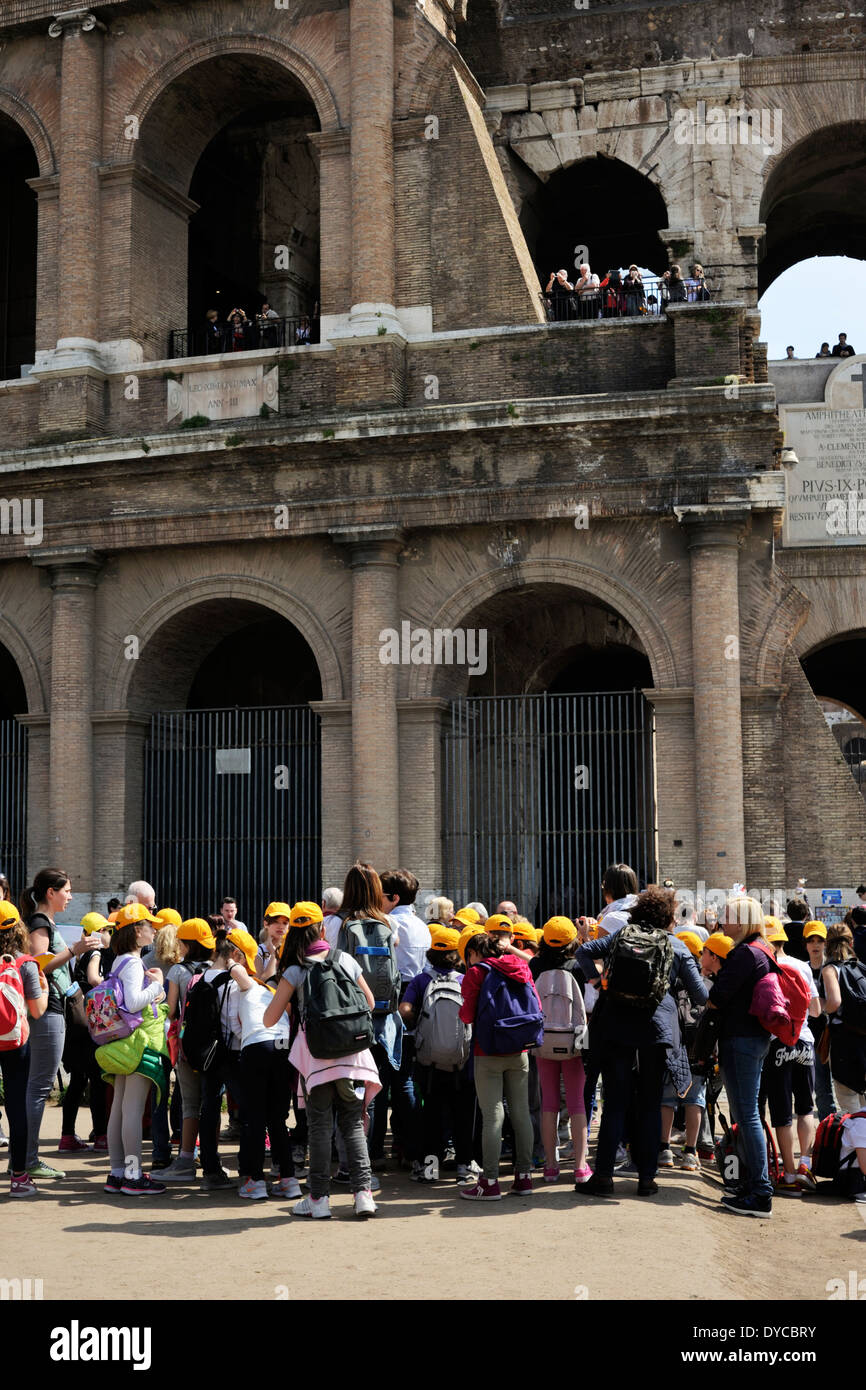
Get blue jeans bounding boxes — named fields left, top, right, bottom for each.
left=720, top=1033, right=773, bottom=1199
left=25, top=1009, right=65, bottom=1168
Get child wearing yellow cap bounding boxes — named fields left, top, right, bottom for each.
left=399, top=925, right=477, bottom=1183
left=531, top=919, right=591, bottom=1184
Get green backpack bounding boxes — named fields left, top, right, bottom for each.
left=603, top=923, right=674, bottom=1009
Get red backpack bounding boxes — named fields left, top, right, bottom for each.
left=0, top=953, right=35, bottom=1052
left=812, top=1110, right=866, bottom=1179
left=748, top=941, right=811, bottom=1047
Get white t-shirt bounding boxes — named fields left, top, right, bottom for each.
left=390, top=905, right=431, bottom=982
left=840, top=1113, right=866, bottom=1167
left=238, top=980, right=290, bottom=1050
left=782, top=954, right=819, bottom=1043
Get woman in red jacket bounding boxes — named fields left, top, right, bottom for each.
left=458, top=932, right=542, bottom=1202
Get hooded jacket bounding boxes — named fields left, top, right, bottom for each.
left=460, top=952, right=542, bottom=1056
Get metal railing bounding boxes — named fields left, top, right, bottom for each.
left=443, top=691, right=656, bottom=923
left=142, top=705, right=321, bottom=921
left=0, top=718, right=27, bottom=897
left=169, top=315, right=318, bottom=360
left=542, top=274, right=717, bottom=322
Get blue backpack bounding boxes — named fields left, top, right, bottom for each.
left=474, top=962, right=544, bottom=1055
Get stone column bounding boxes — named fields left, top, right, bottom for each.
left=677, top=507, right=748, bottom=885
left=31, top=548, right=102, bottom=918
left=91, top=711, right=151, bottom=900
left=397, top=698, right=451, bottom=889
left=49, top=9, right=105, bottom=349
left=309, top=700, right=354, bottom=886
left=642, top=688, right=696, bottom=888
left=348, top=0, right=398, bottom=334
left=333, top=528, right=403, bottom=865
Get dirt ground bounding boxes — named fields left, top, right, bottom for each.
left=3, top=1100, right=863, bottom=1302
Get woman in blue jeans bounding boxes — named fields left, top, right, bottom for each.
left=707, top=895, right=775, bottom=1218
left=1, top=910, right=50, bottom=1195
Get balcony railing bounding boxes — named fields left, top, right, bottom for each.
left=541, top=275, right=717, bottom=322
left=169, top=315, right=318, bottom=359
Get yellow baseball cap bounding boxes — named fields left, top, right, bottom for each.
left=0, top=902, right=21, bottom=927
left=80, top=912, right=109, bottom=935
left=676, top=930, right=703, bottom=957
left=429, top=923, right=461, bottom=952
left=765, top=918, right=788, bottom=943
left=264, top=901, right=292, bottom=921
left=155, top=908, right=182, bottom=928
left=115, top=902, right=160, bottom=928
left=289, top=901, right=324, bottom=928
left=457, top=923, right=485, bottom=962
left=453, top=908, right=481, bottom=929
left=178, top=918, right=216, bottom=950
left=542, top=916, right=577, bottom=947
left=704, top=932, right=735, bottom=959
left=485, top=914, right=514, bottom=935
left=512, top=921, right=538, bottom=945
left=803, top=920, right=827, bottom=941
left=226, top=927, right=258, bottom=976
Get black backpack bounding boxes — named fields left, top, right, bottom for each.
left=180, top=970, right=233, bottom=1072
left=298, top=948, right=374, bottom=1060
left=838, top=960, right=866, bottom=1033
left=603, top=924, right=674, bottom=1010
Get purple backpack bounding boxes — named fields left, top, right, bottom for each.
left=85, top=957, right=144, bottom=1044
left=474, top=962, right=544, bottom=1055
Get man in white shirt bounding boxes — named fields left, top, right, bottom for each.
left=380, top=870, right=431, bottom=982
left=221, top=897, right=247, bottom=932
left=322, top=886, right=344, bottom=947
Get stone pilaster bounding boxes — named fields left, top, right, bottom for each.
left=91, top=710, right=150, bottom=901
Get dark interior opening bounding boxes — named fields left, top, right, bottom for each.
left=0, top=116, right=38, bottom=380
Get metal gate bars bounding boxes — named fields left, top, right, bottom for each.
left=442, top=691, right=656, bottom=924
left=0, top=718, right=27, bottom=895
left=143, top=706, right=321, bottom=925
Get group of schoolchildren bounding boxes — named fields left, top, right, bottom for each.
left=1, top=861, right=865, bottom=1222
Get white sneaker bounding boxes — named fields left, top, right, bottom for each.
left=293, top=1193, right=331, bottom=1219
left=354, top=1188, right=377, bottom=1219
left=270, top=1176, right=302, bottom=1199
left=238, top=1178, right=268, bottom=1201
left=456, top=1161, right=481, bottom=1182
left=0, top=1127, right=8, bottom=1149
left=159, top=1157, right=197, bottom=1183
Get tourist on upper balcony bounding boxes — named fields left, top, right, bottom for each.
left=205, top=309, right=226, bottom=354
left=600, top=268, right=625, bottom=317
left=575, top=263, right=601, bottom=319
left=832, top=333, right=856, bottom=358
left=544, top=268, right=575, bottom=322
left=256, top=302, right=280, bottom=349
left=295, top=316, right=312, bottom=346
left=227, top=308, right=253, bottom=352
left=816, top=342, right=832, bottom=357
left=785, top=345, right=796, bottom=360
left=666, top=264, right=688, bottom=304
left=622, top=265, right=645, bottom=316
left=691, top=264, right=711, bottom=302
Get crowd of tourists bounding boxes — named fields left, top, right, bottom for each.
left=543, top=262, right=711, bottom=321
left=1, top=863, right=865, bottom=1220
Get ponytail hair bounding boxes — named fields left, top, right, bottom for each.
left=278, top=921, right=323, bottom=973
left=20, top=867, right=69, bottom=923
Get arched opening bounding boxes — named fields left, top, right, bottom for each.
left=0, top=639, right=28, bottom=894
left=0, top=115, right=38, bottom=380
left=440, top=586, right=656, bottom=920
left=802, top=635, right=866, bottom=797
left=133, top=54, right=321, bottom=359
left=519, top=155, right=669, bottom=290
left=759, top=123, right=866, bottom=297
left=136, top=599, right=323, bottom=919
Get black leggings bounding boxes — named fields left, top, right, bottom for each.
left=62, top=1049, right=108, bottom=1136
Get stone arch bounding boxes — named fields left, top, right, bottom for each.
left=0, top=613, right=45, bottom=714
left=408, top=557, right=678, bottom=698
left=0, top=89, right=55, bottom=176
left=103, top=575, right=344, bottom=712
left=112, top=33, right=342, bottom=170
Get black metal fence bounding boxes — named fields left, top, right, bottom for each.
left=0, top=718, right=27, bottom=896
left=443, top=691, right=656, bottom=923
left=543, top=274, right=716, bottom=322
left=169, top=316, right=317, bottom=360
left=142, top=706, right=321, bottom=926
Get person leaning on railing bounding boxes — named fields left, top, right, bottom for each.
left=574, top=263, right=601, bottom=319
left=204, top=309, right=226, bottom=354
left=666, top=264, right=688, bottom=304
left=544, top=268, right=575, bottom=322
left=691, top=264, right=711, bottom=302
left=622, top=265, right=646, bottom=315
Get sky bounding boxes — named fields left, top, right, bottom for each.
left=759, top=256, right=866, bottom=361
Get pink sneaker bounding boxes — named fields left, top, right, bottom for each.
left=543, top=1165, right=560, bottom=1183
left=574, top=1165, right=594, bottom=1183
left=10, top=1172, right=38, bottom=1197
left=508, top=1172, right=534, bottom=1196
left=92, top=1135, right=108, bottom=1152
left=58, top=1134, right=91, bottom=1153
left=460, top=1177, right=502, bottom=1201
